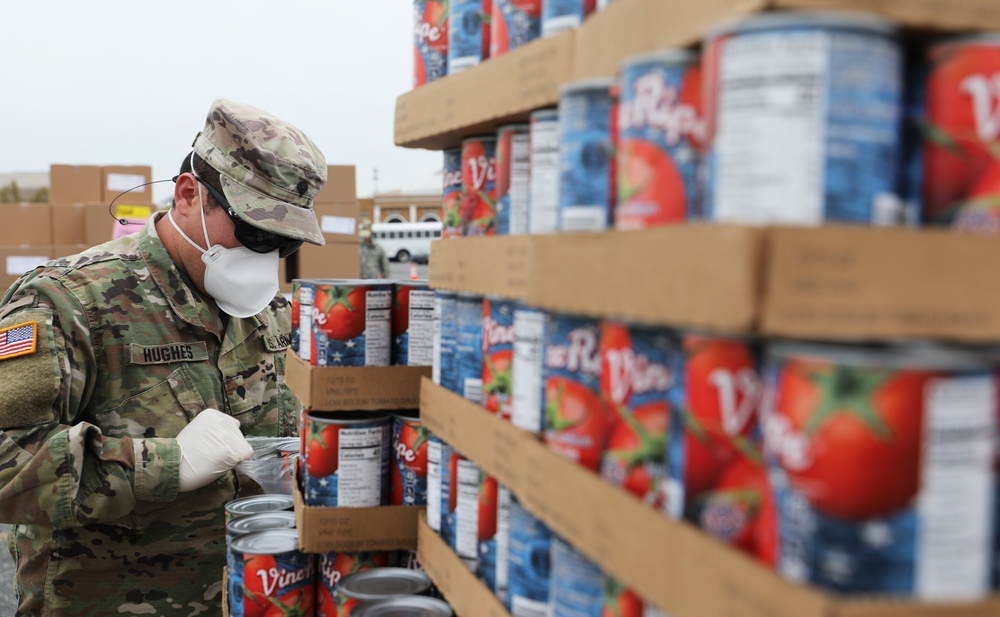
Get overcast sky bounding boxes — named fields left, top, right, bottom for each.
left=0, top=0, right=442, bottom=204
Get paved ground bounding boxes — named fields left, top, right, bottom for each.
left=0, top=527, right=14, bottom=617
left=387, top=261, right=429, bottom=281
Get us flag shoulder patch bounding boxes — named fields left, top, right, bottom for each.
left=0, top=321, right=37, bottom=360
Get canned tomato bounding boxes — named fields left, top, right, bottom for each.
left=483, top=297, right=516, bottom=419
left=529, top=108, right=561, bottom=234
left=456, top=293, right=484, bottom=402
left=433, top=291, right=458, bottom=392
left=414, top=0, right=449, bottom=87
left=925, top=36, right=1000, bottom=226
left=459, top=136, right=498, bottom=236
left=392, top=281, right=435, bottom=366
left=490, top=0, right=541, bottom=57
left=297, top=280, right=317, bottom=363
left=507, top=493, right=553, bottom=615
left=763, top=342, right=997, bottom=598
left=448, top=0, right=490, bottom=75
left=316, top=551, right=390, bottom=617
left=512, top=304, right=546, bottom=434
left=226, top=511, right=297, bottom=547
left=442, top=149, right=463, bottom=238
left=558, top=78, right=616, bottom=232
left=352, top=596, right=453, bottom=617
left=302, top=411, right=392, bottom=507
left=495, top=123, right=531, bottom=235
left=224, top=494, right=295, bottom=527
left=229, top=529, right=315, bottom=617
left=494, top=484, right=512, bottom=605
left=392, top=410, right=429, bottom=506
left=337, top=567, right=433, bottom=616
left=550, top=537, right=603, bottom=617
left=543, top=314, right=608, bottom=471
left=310, top=280, right=392, bottom=367
left=426, top=434, right=454, bottom=546
left=703, top=11, right=905, bottom=225
left=541, top=0, right=595, bottom=38
left=598, top=322, right=676, bottom=505
left=615, top=49, right=702, bottom=229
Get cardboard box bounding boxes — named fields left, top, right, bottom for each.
left=286, top=354, right=430, bottom=411
left=428, top=235, right=534, bottom=301
left=101, top=165, right=153, bottom=205
left=0, top=203, right=53, bottom=247
left=416, top=513, right=511, bottom=617
left=84, top=203, right=121, bottom=246
left=0, top=246, right=51, bottom=291
left=314, top=202, right=359, bottom=243
left=295, top=241, right=359, bottom=280
left=420, top=379, right=1000, bottom=617
left=51, top=203, right=88, bottom=245
left=315, top=166, right=357, bottom=204
left=49, top=165, right=102, bottom=205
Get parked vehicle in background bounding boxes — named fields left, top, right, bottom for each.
left=372, top=221, right=443, bottom=263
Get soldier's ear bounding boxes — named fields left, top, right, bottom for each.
left=173, top=173, right=201, bottom=217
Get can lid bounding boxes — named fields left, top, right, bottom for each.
left=706, top=9, right=898, bottom=40
left=530, top=107, right=558, bottom=121
left=496, top=122, right=530, bottom=134
left=621, top=48, right=698, bottom=71
left=307, top=410, right=392, bottom=425
left=225, top=494, right=295, bottom=517
left=230, top=528, right=300, bottom=554
left=352, top=596, right=453, bottom=617
left=558, top=77, right=616, bottom=97
left=338, top=568, right=433, bottom=600
left=392, top=409, right=421, bottom=423
left=227, top=511, right=297, bottom=536
left=392, top=280, right=430, bottom=288
left=310, top=278, right=394, bottom=287
left=768, top=341, right=991, bottom=371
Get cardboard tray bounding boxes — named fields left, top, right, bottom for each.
left=285, top=354, right=431, bottom=411
left=416, top=512, right=511, bottom=617
left=419, top=378, right=1000, bottom=617
left=394, top=0, right=1000, bottom=150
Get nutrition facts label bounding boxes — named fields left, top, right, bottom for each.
left=364, top=290, right=392, bottom=366
left=529, top=118, right=561, bottom=234
left=432, top=297, right=443, bottom=385
left=337, top=426, right=385, bottom=507
left=427, top=440, right=444, bottom=531
left=456, top=459, right=480, bottom=566
left=512, top=309, right=545, bottom=433
left=298, top=286, right=315, bottom=362
left=496, top=486, right=512, bottom=597
left=510, top=133, right=531, bottom=235
left=408, top=290, right=436, bottom=366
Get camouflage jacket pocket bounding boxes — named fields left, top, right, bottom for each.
left=92, top=364, right=207, bottom=440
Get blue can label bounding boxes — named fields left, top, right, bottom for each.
left=508, top=494, right=552, bottom=613
left=311, top=283, right=392, bottom=367
left=541, top=0, right=588, bottom=37
left=492, top=0, right=541, bottom=55
left=550, top=537, right=603, bottom=617
left=434, top=292, right=459, bottom=392
left=448, top=0, right=486, bottom=73
left=303, top=416, right=391, bottom=507
left=427, top=435, right=454, bottom=547
left=392, top=414, right=428, bottom=506
left=456, top=294, right=484, bottom=402
left=559, top=84, right=614, bottom=232
left=494, top=484, right=512, bottom=605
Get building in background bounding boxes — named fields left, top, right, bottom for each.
left=360, top=190, right=440, bottom=224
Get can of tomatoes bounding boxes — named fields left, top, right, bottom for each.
left=448, top=0, right=491, bottom=75
left=763, top=342, right=997, bottom=598
left=541, top=0, right=595, bottom=38
left=352, top=596, right=453, bottom=617
left=925, top=36, right=1000, bottom=227
left=507, top=492, right=553, bottom=614
left=482, top=297, right=516, bottom=419
left=459, top=136, right=498, bottom=236
left=414, top=0, right=449, bottom=88
left=228, top=529, right=315, bottom=617
left=528, top=108, right=561, bottom=234
left=550, top=536, right=603, bottom=617
left=543, top=314, right=607, bottom=471
left=512, top=304, right=546, bottom=434
left=224, top=494, right=295, bottom=527
left=226, top=510, right=297, bottom=547
left=455, top=293, right=484, bottom=402
left=316, top=551, right=390, bottom=617
left=558, top=78, right=616, bottom=232
left=494, top=484, right=512, bottom=605
left=442, top=149, right=463, bottom=239
left=336, top=567, right=433, bottom=616
left=296, top=279, right=317, bottom=363
left=426, top=434, right=454, bottom=546
left=392, top=410, right=429, bottom=506
left=490, top=0, right=541, bottom=58
left=433, top=291, right=458, bottom=391
left=600, top=575, right=646, bottom=617
left=310, top=280, right=392, bottom=367
left=703, top=11, right=905, bottom=225
left=494, top=123, right=531, bottom=235
left=302, top=411, right=392, bottom=507
left=474, top=470, right=500, bottom=592
left=615, top=49, right=702, bottom=229
left=392, top=281, right=435, bottom=367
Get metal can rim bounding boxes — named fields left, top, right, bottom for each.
left=529, top=107, right=559, bottom=121
left=306, top=410, right=393, bottom=425
left=311, top=279, right=394, bottom=287
left=338, top=568, right=433, bottom=600
left=351, top=596, right=452, bottom=617
left=706, top=9, right=899, bottom=41
left=225, top=494, right=295, bottom=517
left=227, top=511, right=298, bottom=536
left=229, top=528, right=301, bottom=554
left=621, top=48, right=698, bottom=71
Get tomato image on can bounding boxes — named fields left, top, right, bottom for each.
left=448, top=0, right=491, bottom=75
left=414, top=0, right=449, bottom=88
left=763, top=343, right=997, bottom=598
left=615, top=49, right=702, bottom=229
left=310, top=280, right=393, bottom=367
left=303, top=411, right=392, bottom=507
left=392, top=410, right=429, bottom=506
left=427, top=434, right=454, bottom=546
left=494, top=123, right=531, bottom=235
left=442, top=149, right=464, bottom=239
left=433, top=291, right=458, bottom=392
left=601, top=576, right=644, bottom=617
left=490, top=0, right=541, bottom=58
left=475, top=471, right=500, bottom=592
left=507, top=493, right=553, bottom=614
left=924, top=37, right=1000, bottom=227
left=550, top=536, right=603, bottom=617
left=392, top=281, right=435, bottom=367
left=456, top=293, right=485, bottom=402
left=316, top=551, right=389, bottom=617
left=458, top=136, right=498, bottom=236
left=558, top=78, right=617, bottom=232
left=229, top=529, right=315, bottom=617
left=483, top=297, right=516, bottom=419
left=541, top=0, right=595, bottom=38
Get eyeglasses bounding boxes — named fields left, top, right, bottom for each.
left=192, top=175, right=303, bottom=258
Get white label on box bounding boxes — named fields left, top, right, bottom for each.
left=364, top=290, right=392, bottom=366
left=106, top=173, right=146, bottom=193
left=7, top=256, right=49, bottom=276
left=456, top=459, right=480, bottom=565
left=407, top=289, right=436, bottom=366
left=321, top=215, right=356, bottom=235
left=337, top=426, right=385, bottom=507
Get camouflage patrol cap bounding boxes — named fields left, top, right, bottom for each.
left=192, top=98, right=327, bottom=246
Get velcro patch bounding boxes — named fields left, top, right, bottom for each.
left=128, top=342, right=209, bottom=365
left=0, top=321, right=37, bottom=361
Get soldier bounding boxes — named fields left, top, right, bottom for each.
left=359, top=221, right=389, bottom=279
left=0, top=99, right=327, bottom=616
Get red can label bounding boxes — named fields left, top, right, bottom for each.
left=392, top=414, right=429, bottom=506
left=414, top=0, right=449, bottom=87
left=317, top=551, right=388, bottom=617
left=449, top=137, right=497, bottom=237
left=482, top=298, right=515, bottom=419
left=235, top=550, right=315, bottom=617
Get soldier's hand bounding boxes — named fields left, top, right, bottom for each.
left=175, top=408, right=253, bottom=492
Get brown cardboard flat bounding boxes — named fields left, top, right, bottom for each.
left=416, top=513, right=511, bottom=617
left=51, top=204, right=88, bottom=245
left=222, top=567, right=229, bottom=617
left=296, top=241, right=360, bottom=280
left=84, top=203, right=119, bottom=246
left=49, top=165, right=102, bottom=205
left=313, top=202, right=359, bottom=243
left=759, top=226, right=1000, bottom=343
left=292, top=471, right=421, bottom=553
left=427, top=235, right=533, bottom=301
left=101, top=165, right=153, bottom=205
left=316, top=166, right=357, bottom=204
left=286, top=354, right=430, bottom=411
left=0, top=246, right=51, bottom=291
left=0, top=203, right=52, bottom=246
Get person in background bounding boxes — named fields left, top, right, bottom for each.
left=359, top=220, right=389, bottom=279
left=0, top=98, right=328, bottom=616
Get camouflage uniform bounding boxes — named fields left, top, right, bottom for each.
left=359, top=240, right=389, bottom=279
left=0, top=99, right=327, bottom=617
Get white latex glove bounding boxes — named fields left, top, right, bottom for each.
left=176, top=408, right=254, bottom=492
